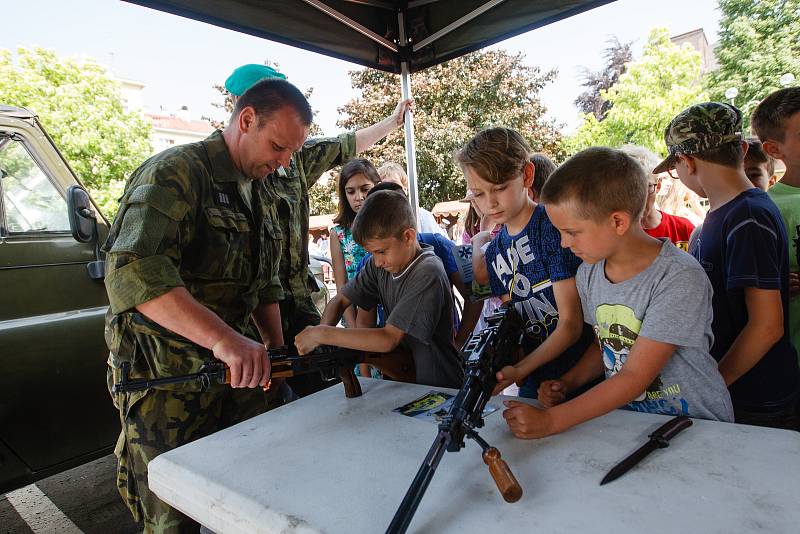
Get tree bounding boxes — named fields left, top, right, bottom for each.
left=0, top=47, right=153, bottom=218
left=308, top=172, right=338, bottom=216
left=706, top=0, right=800, bottom=125
left=567, top=28, right=707, bottom=156
left=574, top=37, right=633, bottom=121
left=337, top=49, right=563, bottom=209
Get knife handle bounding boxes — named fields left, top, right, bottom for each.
left=483, top=447, right=523, bottom=503
left=649, top=415, right=693, bottom=447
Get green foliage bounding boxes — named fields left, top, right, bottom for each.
left=337, top=49, right=563, bottom=209
left=567, top=29, right=707, bottom=157
left=308, top=173, right=337, bottom=216
left=0, top=47, right=153, bottom=218
left=706, top=0, right=800, bottom=125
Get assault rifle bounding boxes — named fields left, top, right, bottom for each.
left=387, top=305, right=525, bottom=534
left=112, top=344, right=414, bottom=398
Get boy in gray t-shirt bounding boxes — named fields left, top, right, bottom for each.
left=577, top=239, right=732, bottom=421
left=501, top=148, right=733, bottom=441
left=295, top=190, right=464, bottom=389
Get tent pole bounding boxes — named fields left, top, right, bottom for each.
left=398, top=11, right=420, bottom=221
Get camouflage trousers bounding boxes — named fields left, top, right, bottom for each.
left=280, top=295, right=337, bottom=397
left=109, top=368, right=275, bottom=533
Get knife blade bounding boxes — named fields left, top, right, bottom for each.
left=600, top=415, right=693, bottom=485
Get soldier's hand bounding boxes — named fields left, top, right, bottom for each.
left=390, top=98, right=414, bottom=127
left=212, top=332, right=271, bottom=388
left=295, top=326, right=321, bottom=355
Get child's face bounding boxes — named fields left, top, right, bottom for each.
left=743, top=160, right=775, bottom=191
left=344, top=173, right=375, bottom=213
left=763, top=112, right=800, bottom=168
left=463, top=163, right=532, bottom=227
left=363, top=229, right=417, bottom=274
left=671, top=155, right=707, bottom=198
left=545, top=202, right=619, bottom=265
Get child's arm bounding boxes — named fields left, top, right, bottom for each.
left=503, top=335, right=675, bottom=439
left=538, top=340, right=604, bottom=407
left=492, top=277, right=584, bottom=394
left=450, top=270, right=482, bottom=348
left=295, top=322, right=405, bottom=355
left=354, top=306, right=379, bottom=377
left=471, top=231, right=493, bottom=285
left=717, top=286, right=784, bottom=386
left=329, top=231, right=357, bottom=327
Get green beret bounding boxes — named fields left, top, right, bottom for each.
left=224, top=64, right=286, bottom=96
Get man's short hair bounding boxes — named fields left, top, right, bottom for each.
left=454, top=127, right=531, bottom=185
left=377, top=162, right=409, bottom=189
left=232, top=78, right=312, bottom=126
left=744, top=137, right=776, bottom=176
left=352, top=190, right=416, bottom=244
left=541, top=147, right=648, bottom=221
left=751, top=87, right=800, bottom=143
left=531, top=153, right=557, bottom=195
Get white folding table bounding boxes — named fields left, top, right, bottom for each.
left=149, top=378, right=800, bottom=534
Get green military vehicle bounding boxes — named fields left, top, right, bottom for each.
left=0, top=105, right=118, bottom=494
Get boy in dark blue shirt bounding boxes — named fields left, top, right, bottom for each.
left=654, top=102, right=800, bottom=428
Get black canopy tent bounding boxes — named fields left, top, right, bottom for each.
left=124, top=0, right=614, bottom=211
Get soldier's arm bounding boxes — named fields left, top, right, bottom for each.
left=354, top=98, right=413, bottom=153
left=136, top=289, right=270, bottom=389
left=297, top=99, right=411, bottom=187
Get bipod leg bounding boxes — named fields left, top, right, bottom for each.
left=386, top=431, right=450, bottom=534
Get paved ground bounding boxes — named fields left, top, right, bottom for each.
left=1, top=454, right=141, bottom=534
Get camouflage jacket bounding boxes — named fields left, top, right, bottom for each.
left=103, top=130, right=283, bottom=386
left=264, top=132, right=356, bottom=301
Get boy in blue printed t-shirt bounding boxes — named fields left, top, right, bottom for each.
left=654, top=102, right=800, bottom=429
left=455, top=127, right=593, bottom=398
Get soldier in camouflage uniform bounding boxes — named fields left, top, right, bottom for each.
left=225, top=64, right=412, bottom=395
left=104, top=79, right=313, bottom=533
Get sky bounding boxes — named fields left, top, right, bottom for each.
left=3, top=0, right=721, bottom=135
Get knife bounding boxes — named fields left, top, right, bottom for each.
left=600, top=415, right=693, bottom=485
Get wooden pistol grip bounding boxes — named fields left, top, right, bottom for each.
left=365, top=350, right=415, bottom=383
left=339, top=366, right=362, bottom=398
left=483, top=447, right=522, bottom=503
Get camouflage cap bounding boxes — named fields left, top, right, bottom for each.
left=652, top=102, right=743, bottom=174
left=224, top=64, right=286, bottom=97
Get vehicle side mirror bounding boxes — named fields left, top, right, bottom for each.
left=66, top=185, right=105, bottom=280
left=67, top=185, right=95, bottom=243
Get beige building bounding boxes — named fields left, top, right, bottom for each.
left=670, top=28, right=718, bottom=74
left=116, top=77, right=214, bottom=154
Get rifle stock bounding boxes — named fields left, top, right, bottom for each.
left=112, top=345, right=415, bottom=399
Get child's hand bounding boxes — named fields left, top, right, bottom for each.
left=492, top=365, right=523, bottom=395
left=294, top=326, right=321, bottom=355
left=789, top=272, right=800, bottom=298
left=502, top=400, right=555, bottom=439
left=537, top=380, right=567, bottom=407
